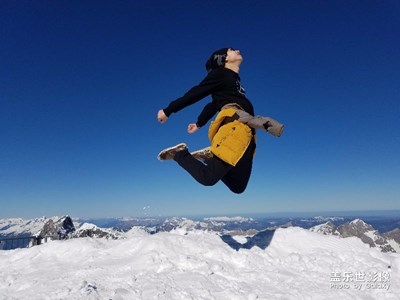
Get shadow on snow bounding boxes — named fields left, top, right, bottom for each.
left=220, top=229, right=276, bottom=251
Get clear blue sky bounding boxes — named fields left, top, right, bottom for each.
left=1, top=0, right=399, bottom=219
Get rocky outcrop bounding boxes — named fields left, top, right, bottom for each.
left=74, top=223, right=123, bottom=239
left=38, top=216, right=76, bottom=239
left=310, top=219, right=397, bottom=253
left=384, top=228, right=400, bottom=243
left=309, top=221, right=340, bottom=236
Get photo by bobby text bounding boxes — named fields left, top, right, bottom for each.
left=330, top=271, right=391, bottom=291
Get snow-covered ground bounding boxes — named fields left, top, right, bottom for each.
left=0, top=227, right=399, bottom=300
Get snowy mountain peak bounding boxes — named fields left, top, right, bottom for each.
left=0, top=216, right=74, bottom=238
left=79, top=223, right=99, bottom=231
left=38, top=216, right=75, bottom=238
left=159, top=217, right=209, bottom=233
left=74, top=222, right=123, bottom=239
left=309, top=221, right=340, bottom=236
left=309, top=219, right=397, bottom=253
left=350, top=218, right=368, bottom=226
left=341, top=219, right=374, bottom=235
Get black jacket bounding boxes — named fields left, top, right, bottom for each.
left=163, top=68, right=254, bottom=128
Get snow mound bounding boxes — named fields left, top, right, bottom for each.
left=125, top=226, right=149, bottom=237
left=0, top=227, right=398, bottom=299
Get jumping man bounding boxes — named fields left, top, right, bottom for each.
left=157, top=48, right=284, bottom=194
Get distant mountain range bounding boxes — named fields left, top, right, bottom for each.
left=309, top=219, right=400, bottom=253
left=0, top=216, right=121, bottom=249
left=1, top=215, right=400, bottom=252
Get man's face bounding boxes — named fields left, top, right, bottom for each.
left=226, top=48, right=243, bottom=63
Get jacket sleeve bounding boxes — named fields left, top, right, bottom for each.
left=163, top=70, right=222, bottom=117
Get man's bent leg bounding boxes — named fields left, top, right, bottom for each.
left=221, top=140, right=256, bottom=194
left=174, top=150, right=232, bottom=186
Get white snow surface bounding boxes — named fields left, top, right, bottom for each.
left=1, top=227, right=399, bottom=300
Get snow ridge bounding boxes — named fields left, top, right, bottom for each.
left=0, top=226, right=398, bottom=300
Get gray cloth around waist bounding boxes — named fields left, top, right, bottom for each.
left=221, top=103, right=284, bottom=135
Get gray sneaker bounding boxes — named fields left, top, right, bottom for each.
left=157, top=143, right=188, bottom=160
left=191, top=147, right=213, bottom=161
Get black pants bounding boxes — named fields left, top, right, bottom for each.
left=174, top=140, right=256, bottom=194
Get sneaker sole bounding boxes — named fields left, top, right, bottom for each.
left=157, top=143, right=187, bottom=161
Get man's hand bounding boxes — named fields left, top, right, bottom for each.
left=187, top=123, right=199, bottom=134
left=157, top=109, right=168, bottom=123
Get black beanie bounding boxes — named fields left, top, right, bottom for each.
left=205, top=48, right=230, bottom=72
